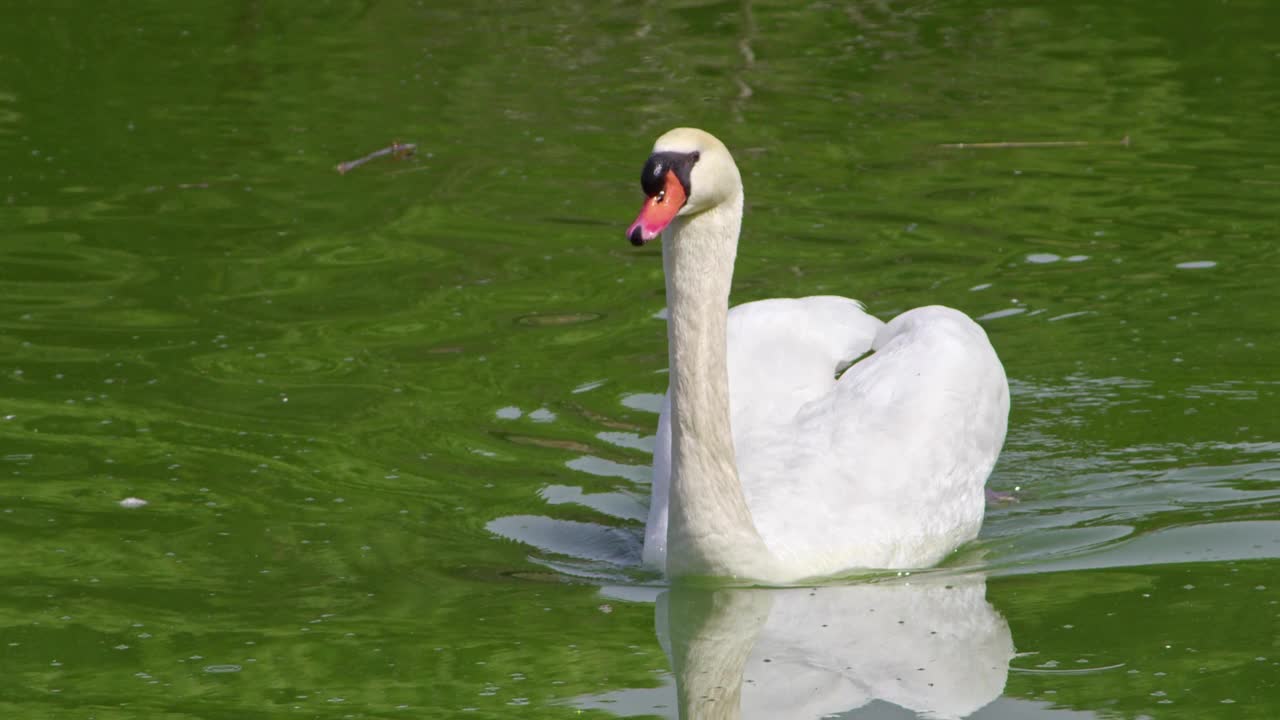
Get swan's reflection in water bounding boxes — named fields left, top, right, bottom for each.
left=585, top=573, right=1013, bottom=719
left=665, top=575, right=1012, bottom=719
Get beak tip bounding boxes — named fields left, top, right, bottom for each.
left=628, top=224, right=647, bottom=246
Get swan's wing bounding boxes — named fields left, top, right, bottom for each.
left=643, top=296, right=883, bottom=570
left=842, top=305, right=1010, bottom=488
left=742, top=305, right=1009, bottom=572
left=725, top=296, right=885, bottom=433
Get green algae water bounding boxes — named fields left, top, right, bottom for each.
left=1, top=1, right=1278, bottom=718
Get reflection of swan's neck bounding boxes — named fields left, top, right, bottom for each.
left=662, top=193, right=775, bottom=579
left=666, top=588, right=773, bottom=720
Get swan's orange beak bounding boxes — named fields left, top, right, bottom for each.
left=627, top=172, right=687, bottom=246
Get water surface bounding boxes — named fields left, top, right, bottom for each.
left=1, top=1, right=1278, bottom=718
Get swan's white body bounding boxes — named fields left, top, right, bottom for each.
left=632, top=128, right=1009, bottom=583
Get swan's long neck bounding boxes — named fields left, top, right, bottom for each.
left=663, top=190, right=776, bottom=579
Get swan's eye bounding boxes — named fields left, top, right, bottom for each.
left=656, top=190, right=666, bottom=203
left=640, top=151, right=696, bottom=199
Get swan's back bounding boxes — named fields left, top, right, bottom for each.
left=745, top=305, right=1008, bottom=574
left=643, top=296, right=884, bottom=569
left=726, top=296, right=884, bottom=433
left=644, top=302, right=1008, bottom=577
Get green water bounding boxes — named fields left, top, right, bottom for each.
left=2, top=1, right=1278, bottom=718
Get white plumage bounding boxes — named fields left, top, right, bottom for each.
left=630, top=128, right=1009, bottom=582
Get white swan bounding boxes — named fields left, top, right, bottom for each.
left=626, top=128, right=1009, bottom=583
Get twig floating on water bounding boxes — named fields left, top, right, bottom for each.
left=336, top=142, right=418, bottom=174
left=938, top=135, right=1130, bottom=150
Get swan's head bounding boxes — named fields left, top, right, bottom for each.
left=626, top=127, right=742, bottom=246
